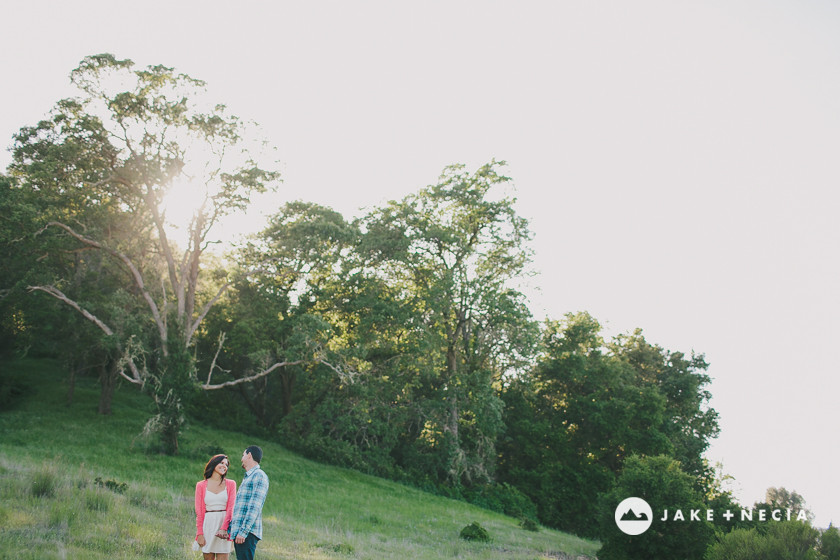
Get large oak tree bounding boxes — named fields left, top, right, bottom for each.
left=358, top=161, right=538, bottom=485
left=9, top=54, right=286, bottom=453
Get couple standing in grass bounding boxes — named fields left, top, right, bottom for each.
left=194, top=446, right=269, bottom=560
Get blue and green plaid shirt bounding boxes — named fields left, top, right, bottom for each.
left=230, top=464, right=269, bottom=540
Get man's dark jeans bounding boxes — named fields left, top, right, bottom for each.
left=234, top=532, right=259, bottom=560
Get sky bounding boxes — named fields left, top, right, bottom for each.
left=2, top=1, right=839, bottom=528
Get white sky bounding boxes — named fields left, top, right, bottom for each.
left=3, top=0, right=839, bottom=528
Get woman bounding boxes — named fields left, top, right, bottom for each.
left=194, top=454, right=237, bottom=559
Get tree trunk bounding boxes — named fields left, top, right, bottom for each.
left=98, top=360, right=117, bottom=415
left=444, top=343, right=465, bottom=483
left=281, top=369, right=295, bottom=418
left=66, top=361, right=78, bottom=407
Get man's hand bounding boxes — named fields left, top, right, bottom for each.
left=235, top=535, right=246, bottom=545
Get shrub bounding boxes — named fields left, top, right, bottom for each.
left=705, top=522, right=821, bottom=560
left=519, top=517, right=540, bottom=532
left=464, top=483, right=538, bottom=521
left=48, top=499, right=81, bottom=528
left=95, top=476, right=128, bottom=494
left=85, top=488, right=111, bottom=512
left=332, top=543, right=355, bottom=554
left=31, top=467, right=59, bottom=498
left=460, top=522, right=490, bottom=542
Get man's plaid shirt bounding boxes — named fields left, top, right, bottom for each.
left=230, top=464, right=269, bottom=540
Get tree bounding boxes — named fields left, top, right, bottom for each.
left=765, top=487, right=810, bottom=514
left=274, top=248, right=431, bottom=478
left=198, top=201, right=358, bottom=429
left=752, top=487, right=815, bottom=527
left=705, top=522, right=822, bottom=560
left=357, top=160, right=538, bottom=486
left=9, top=54, right=284, bottom=453
left=609, top=330, right=719, bottom=483
left=0, top=162, right=135, bottom=414
left=597, top=455, right=714, bottom=560
left=0, top=172, right=36, bottom=357
left=498, top=313, right=671, bottom=536
left=498, top=313, right=725, bottom=538
left=821, top=525, right=840, bottom=560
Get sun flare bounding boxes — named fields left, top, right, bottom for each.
left=159, top=178, right=208, bottom=247
left=158, top=177, right=276, bottom=250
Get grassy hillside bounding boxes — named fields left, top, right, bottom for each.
left=0, top=359, right=599, bottom=559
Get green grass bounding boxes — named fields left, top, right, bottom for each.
left=0, top=358, right=599, bottom=559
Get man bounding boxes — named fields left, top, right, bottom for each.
left=229, top=445, right=269, bottom=560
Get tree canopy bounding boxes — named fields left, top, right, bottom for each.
left=8, top=53, right=280, bottom=453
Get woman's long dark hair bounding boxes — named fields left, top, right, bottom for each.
left=204, top=454, right=229, bottom=480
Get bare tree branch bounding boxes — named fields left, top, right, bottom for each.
left=205, top=332, right=228, bottom=386
left=187, top=281, right=230, bottom=346
left=40, top=221, right=168, bottom=351
left=183, top=206, right=207, bottom=321
left=28, top=285, right=115, bottom=336
left=202, top=359, right=306, bottom=390
left=318, top=357, right=357, bottom=384
left=118, top=359, right=144, bottom=386
left=117, top=339, right=146, bottom=386
left=27, top=284, right=144, bottom=386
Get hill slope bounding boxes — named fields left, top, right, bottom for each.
left=0, top=359, right=599, bottom=559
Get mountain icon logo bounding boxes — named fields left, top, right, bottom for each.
left=620, top=509, right=649, bottom=522
left=615, top=497, right=653, bottom=535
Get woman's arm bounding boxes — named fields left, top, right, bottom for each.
left=195, top=480, right=206, bottom=537
left=222, top=479, right=237, bottom=531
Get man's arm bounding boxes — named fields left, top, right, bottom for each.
left=233, top=472, right=269, bottom=540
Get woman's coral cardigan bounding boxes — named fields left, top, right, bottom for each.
left=195, top=478, right=237, bottom=538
